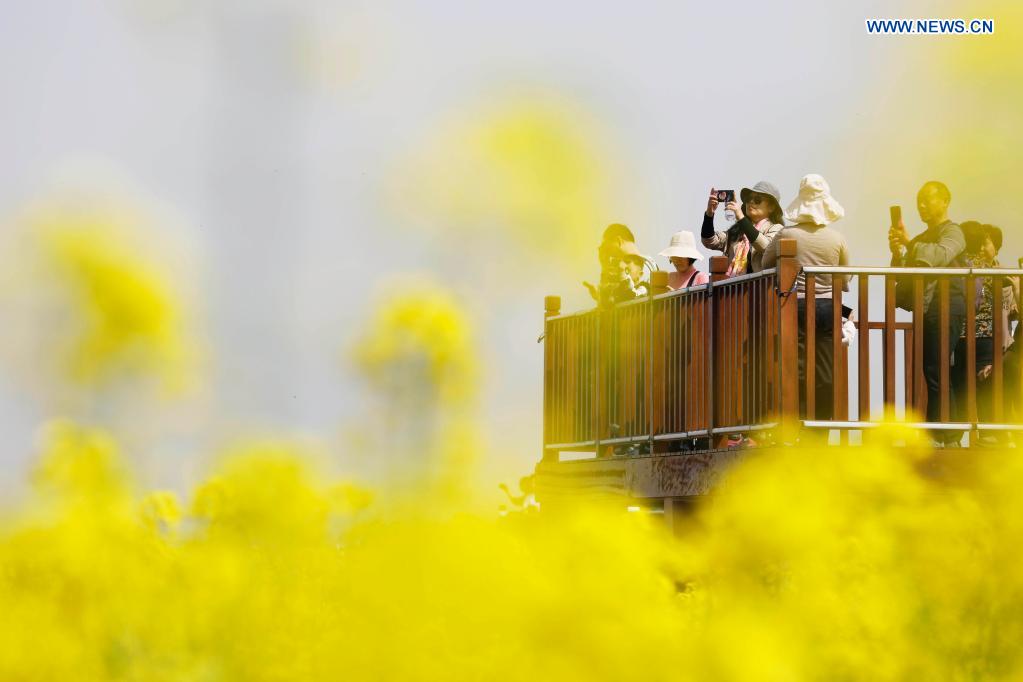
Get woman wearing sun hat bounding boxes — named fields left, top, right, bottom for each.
left=701, top=181, right=786, bottom=277
left=762, top=173, right=851, bottom=423
left=659, top=231, right=709, bottom=290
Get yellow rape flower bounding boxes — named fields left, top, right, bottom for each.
left=392, top=96, right=618, bottom=269
left=352, top=279, right=477, bottom=407
left=0, top=200, right=199, bottom=403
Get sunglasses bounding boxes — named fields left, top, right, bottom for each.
left=747, top=194, right=771, bottom=206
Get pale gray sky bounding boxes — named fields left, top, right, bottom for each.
left=0, top=0, right=1012, bottom=491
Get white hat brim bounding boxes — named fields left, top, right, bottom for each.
left=784, top=196, right=845, bottom=226
left=659, top=246, right=703, bottom=260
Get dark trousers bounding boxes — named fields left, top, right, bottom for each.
left=952, top=337, right=993, bottom=424
left=923, top=308, right=964, bottom=438
left=953, top=338, right=1020, bottom=431
left=1005, top=341, right=1021, bottom=422
left=797, top=299, right=835, bottom=420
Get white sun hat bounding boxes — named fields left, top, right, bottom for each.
left=785, top=173, right=845, bottom=226
left=658, top=230, right=703, bottom=260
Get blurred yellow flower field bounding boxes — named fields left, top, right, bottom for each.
left=0, top=191, right=1020, bottom=681
left=3, top=415, right=1023, bottom=681
left=4, top=2, right=1023, bottom=679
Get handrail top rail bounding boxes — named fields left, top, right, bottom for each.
left=804, top=265, right=1023, bottom=276
left=545, top=267, right=781, bottom=321
left=545, top=263, right=1023, bottom=321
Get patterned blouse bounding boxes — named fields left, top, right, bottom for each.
left=961, top=253, right=996, bottom=338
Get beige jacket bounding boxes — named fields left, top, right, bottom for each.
left=701, top=217, right=784, bottom=274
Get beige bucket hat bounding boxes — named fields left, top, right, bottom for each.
left=658, top=231, right=703, bottom=260
left=785, top=174, right=845, bottom=226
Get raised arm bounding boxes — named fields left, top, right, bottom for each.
left=701, top=212, right=728, bottom=252
left=889, top=218, right=909, bottom=266
left=701, top=187, right=728, bottom=252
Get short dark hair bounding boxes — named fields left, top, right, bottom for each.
left=961, top=220, right=985, bottom=254
left=920, top=180, right=951, bottom=204
left=984, top=224, right=1003, bottom=251
left=602, top=223, right=634, bottom=243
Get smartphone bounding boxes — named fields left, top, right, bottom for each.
left=890, top=205, right=901, bottom=226
left=716, top=189, right=736, bottom=204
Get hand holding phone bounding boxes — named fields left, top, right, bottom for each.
left=888, top=205, right=908, bottom=253
left=706, top=188, right=719, bottom=216
left=718, top=190, right=736, bottom=222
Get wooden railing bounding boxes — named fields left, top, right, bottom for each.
left=542, top=239, right=1023, bottom=460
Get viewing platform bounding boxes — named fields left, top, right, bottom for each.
left=536, top=239, right=1023, bottom=520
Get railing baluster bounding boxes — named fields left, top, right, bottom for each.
left=912, top=276, right=926, bottom=416
left=858, top=274, right=870, bottom=424
left=903, top=326, right=913, bottom=417
left=806, top=275, right=816, bottom=420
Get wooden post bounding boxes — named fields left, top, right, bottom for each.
left=939, top=279, right=951, bottom=422
left=776, top=239, right=800, bottom=444
left=712, top=255, right=728, bottom=447
left=1018, top=273, right=1023, bottom=435
left=650, top=270, right=669, bottom=296
left=805, top=276, right=816, bottom=420
left=883, top=276, right=897, bottom=412
left=649, top=271, right=668, bottom=452
left=858, top=275, right=871, bottom=424
left=543, top=295, right=561, bottom=462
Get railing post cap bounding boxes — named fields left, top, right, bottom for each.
left=650, top=270, right=668, bottom=288
left=709, top=256, right=728, bottom=274
left=544, top=295, right=561, bottom=314
left=779, top=238, right=798, bottom=257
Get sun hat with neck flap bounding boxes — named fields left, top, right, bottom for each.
left=785, top=173, right=845, bottom=226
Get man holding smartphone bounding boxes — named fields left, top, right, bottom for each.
left=889, top=180, right=967, bottom=446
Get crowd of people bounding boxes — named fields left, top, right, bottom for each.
left=585, top=175, right=1019, bottom=447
